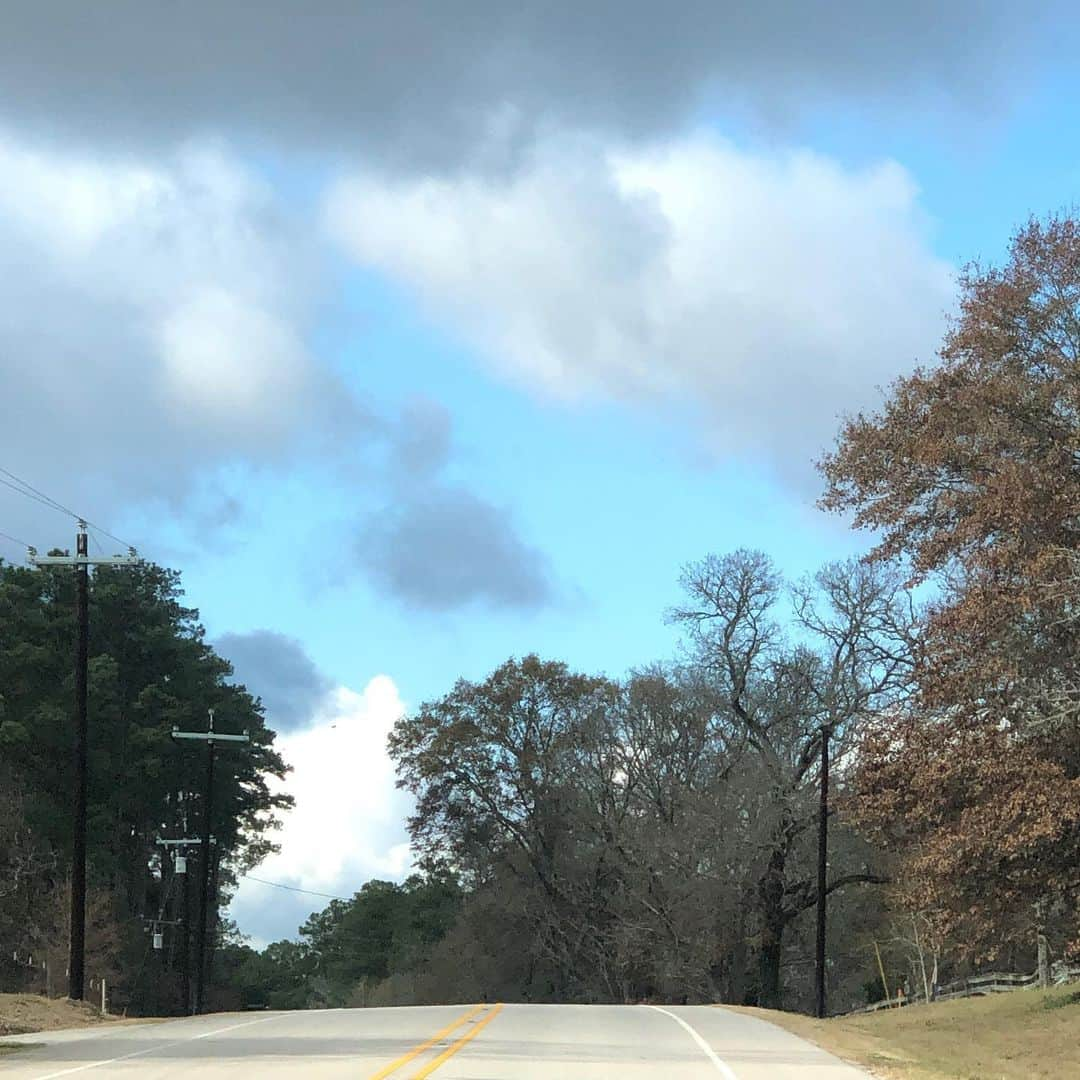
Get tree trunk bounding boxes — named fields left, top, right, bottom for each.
left=913, top=916, right=930, bottom=1003
left=757, top=850, right=787, bottom=1009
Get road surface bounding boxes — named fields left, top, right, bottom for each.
left=0, top=1003, right=869, bottom=1078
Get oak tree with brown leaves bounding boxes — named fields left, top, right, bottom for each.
left=820, top=213, right=1080, bottom=956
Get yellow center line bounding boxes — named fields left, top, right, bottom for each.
left=367, top=1004, right=486, bottom=1080
left=410, top=1002, right=505, bottom=1079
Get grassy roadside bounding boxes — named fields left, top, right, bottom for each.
left=730, top=985, right=1080, bottom=1079
left=0, top=992, right=115, bottom=1039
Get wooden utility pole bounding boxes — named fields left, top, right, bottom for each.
left=72, top=529, right=89, bottom=1001
left=181, top=841, right=193, bottom=1010
left=171, top=711, right=248, bottom=1014
left=198, top=730, right=216, bottom=1013
left=29, top=527, right=139, bottom=1001
left=814, top=723, right=831, bottom=1019
left=154, top=835, right=205, bottom=1012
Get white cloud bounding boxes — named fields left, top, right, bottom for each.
left=0, top=131, right=354, bottom=541
left=157, top=287, right=314, bottom=433
left=229, top=676, right=415, bottom=943
left=327, top=132, right=955, bottom=486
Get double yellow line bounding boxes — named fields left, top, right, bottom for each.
left=368, top=1002, right=504, bottom=1080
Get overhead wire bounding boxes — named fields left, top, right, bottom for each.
left=0, top=527, right=31, bottom=549
left=241, top=874, right=351, bottom=902
left=0, top=475, right=67, bottom=516
left=83, top=519, right=133, bottom=553
left=0, top=465, right=82, bottom=519
left=0, top=464, right=136, bottom=553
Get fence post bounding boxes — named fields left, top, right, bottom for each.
left=1036, top=900, right=1050, bottom=989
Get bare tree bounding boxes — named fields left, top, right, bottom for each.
left=669, top=551, right=914, bottom=1007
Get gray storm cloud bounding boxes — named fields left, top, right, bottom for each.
left=216, top=630, right=334, bottom=733
left=0, top=3, right=1065, bottom=170
left=358, top=487, right=556, bottom=613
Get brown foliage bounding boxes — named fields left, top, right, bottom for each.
left=848, top=711, right=1080, bottom=956
left=821, top=212, right=1080, bottom=950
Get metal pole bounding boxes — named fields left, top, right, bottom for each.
left=69, top=527, right=89, bottom=1001
left=814, top=724, right=830, bottom=1019
left=194, top=736, right=216, bottom=1014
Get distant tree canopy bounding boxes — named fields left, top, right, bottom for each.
left=0, top=557, right=291, bottom=1013
left=386, top=550, right=912, bottom=1011
left=215, top=876, right=463, bottom=1011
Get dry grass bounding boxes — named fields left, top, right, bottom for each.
left=731, top=985, right=1080, bottom=1079
left=0, top=992, right=115, bottom=1038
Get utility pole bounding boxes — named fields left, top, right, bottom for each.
left=172, top=794, right=195, bottom=1011
left=171, top=711, right=248, bottom=1014
left=814, top=723, right=831, bottom=1019
left=29, top=526, right=139, bottom=1001
left=180, top=830, right=193, bottom=1011
left=154, top=835, right=208, bottom=985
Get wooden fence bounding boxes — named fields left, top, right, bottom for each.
left=860, top=961, right=1080, bottom=1013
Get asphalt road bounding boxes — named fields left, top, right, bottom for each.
left=0, top=1003, right=869, bottom=1078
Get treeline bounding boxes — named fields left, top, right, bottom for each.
left=0, top=560, right=290, bottom=1014
left=240, top=553, right=912, bottom=1013
left=241, top=213, right=1080, bottom=1015
left=215, top=876, right=463, bottom=1010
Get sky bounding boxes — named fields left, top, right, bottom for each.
left=2, top=2, right=1078, bottom=945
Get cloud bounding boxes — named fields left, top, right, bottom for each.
left=0, top=3, right=1062, bottom=170
left=0, top=130, right=360, bottom=544
left=356, top=401, right=557, bottom=613
left=327, top=132, right=956, bottom=486
left=229, top=676, right=414, bottom=944
left=216, top=630, right=334, bottom=734
left=387, top=397, right=454, bottom=479
left=359, top=487, right=555, bottom=612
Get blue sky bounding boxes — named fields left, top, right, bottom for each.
left=170, top=264, right=866, bottom=706
left=2, top=2, right=1078, bottom=941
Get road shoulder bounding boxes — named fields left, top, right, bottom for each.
left=725, top=986, right=1080, bottom=1080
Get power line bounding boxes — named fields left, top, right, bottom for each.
left=0, top=465, right=81, bottom=519
left=83, top=520, right=133, bottom=554
left=0, top=527, right=31, bottom=549
left=0, top=475, right=67, bottom=516
left=88, top=523, right=135, bottom=557
left=0, top=465, right=135, bottom=552
left=241, top=874, right=351, bottom=902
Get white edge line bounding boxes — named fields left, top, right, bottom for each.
left=648, top=1005, right=740, bottom=1080
left=30, top=1013, right=286, bottom=1079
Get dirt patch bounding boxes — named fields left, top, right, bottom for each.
left=0, top=993, right=115, bottom=1037
left=727, top=985, right=1080, bottom=1079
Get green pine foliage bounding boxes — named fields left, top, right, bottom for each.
left=0, top=556, right=292, bottom=1014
